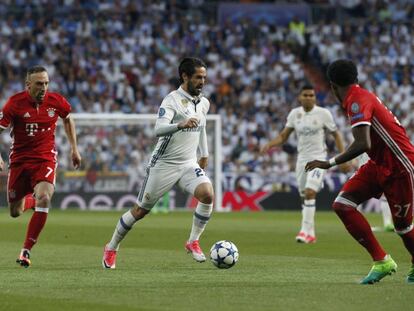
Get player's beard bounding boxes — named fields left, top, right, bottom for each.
left=187, top=81, right=202, bottom=97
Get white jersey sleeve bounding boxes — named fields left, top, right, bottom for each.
left=158, top=96, right=176, bottom=121
left=321, top=109, right=337, bottom=132
left=154, top=95, right=180, bottom=136
left=285, top=109, right=295, bottom=128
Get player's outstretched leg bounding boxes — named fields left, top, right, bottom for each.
left=102, top=205, right=148, bottom=269
left=298, top=198, right=316, bottom=243
left=186, top=201, right=213, bottom=262
left=360, top=255, right=397, bottom=284
left=186, top=183, right=213, bottom=263
left=102, top=210, right=135, bottom=269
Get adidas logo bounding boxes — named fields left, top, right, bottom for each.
left=23, top=112, right=31, bottom=118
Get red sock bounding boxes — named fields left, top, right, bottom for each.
left=399, top=227, right=414, bottom=264
left=23, top=209, right=48, bottom=250
left=333, top=202, right=387, bottom=261
left=23, top=195, right=36, bottom=212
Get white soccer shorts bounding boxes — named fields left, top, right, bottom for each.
left=296, top=162, right=325, bottom=195
left=136, top=163, right=211, bottom=210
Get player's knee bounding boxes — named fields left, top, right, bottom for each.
left=198, top=190, right=214, bottom=205
left=195, top=184, right=214, bottom=204
left=304, top=189, right=316, bottom=200
left=36, top=193, right=52, bottom=207
left=332, top=201, right=353, bottom=214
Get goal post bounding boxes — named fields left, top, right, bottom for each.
left=67, top=113, right=223, bottom=211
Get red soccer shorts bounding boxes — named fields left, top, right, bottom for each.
left=7, top=161, right=57, bottom=203
left=340, top=160, right=414, bottom=229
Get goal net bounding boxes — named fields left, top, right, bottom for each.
left=50, top=113, right=223, bottom=211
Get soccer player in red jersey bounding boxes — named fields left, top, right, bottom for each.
left=305, top=59, right=414, bottom=284
left=0, top=66, right=81, bottom=267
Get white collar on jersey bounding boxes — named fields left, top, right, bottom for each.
left=178, top=86, right=202, bottom=104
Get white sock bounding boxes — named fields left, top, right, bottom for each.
left=301, top=199, right=316, bottom=236
left=189, top=202, right=213, bottom=242
left=108, top=210, right=137, bottom=250
left=380, top=197, right=393, bottom=227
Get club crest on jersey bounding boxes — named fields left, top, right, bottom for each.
left=181, top=99, right=189, bottom=107
left=158, top=107, right=166, bottom=117
left=144, top=193, right=150, bottom=201
left=47, top=108, right=56, bottom=117
left=351, top=102, right=360, bottom=113
left=297, top=113, right=302, bottom=119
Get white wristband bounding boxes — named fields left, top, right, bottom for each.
left=328, top=157, right=337, bottom=167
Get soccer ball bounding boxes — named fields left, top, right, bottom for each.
left=209, top=240, right=239, bottom=269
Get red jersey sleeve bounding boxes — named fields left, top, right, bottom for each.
left=0, top=99, right=14, bottom=129
left=57, top=95, right=72, bottom=119
left=346, top=96, right=374, bottom=128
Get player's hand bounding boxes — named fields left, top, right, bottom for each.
left=198, top=157, right=208, bottom=169
left=260, top=143, right=271, bottom=154
left=305, top=160, right=330, bottom=171
left=178, top=117, right=199, bottom=129
left=71, top=149, right=82, bottom=169
left=0, top=157, right=4, bottom=171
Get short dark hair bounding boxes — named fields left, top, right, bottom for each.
left=326, top=59, right=358, bottom=87
left=300, top=84, right=314, bottom=92
left=178, top=57, right=206, bottom=84
left=26, top=66, right=47, bottom=81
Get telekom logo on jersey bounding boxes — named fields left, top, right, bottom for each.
left=26, top=123, right=38, bottom=136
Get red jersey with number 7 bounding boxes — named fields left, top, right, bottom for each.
left=0, top=90, right=71, bottom=165
left=343, top=84, right=414, bottom=174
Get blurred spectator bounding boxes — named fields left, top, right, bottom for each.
left=0, top=0, right=412, bottom=189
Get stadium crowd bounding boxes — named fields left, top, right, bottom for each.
left=0, top=0, right=413, bottom=190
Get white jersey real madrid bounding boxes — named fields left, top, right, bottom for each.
left=286, top=106, right=337, bottom=163
left=150, top=87, right=210, bottom=167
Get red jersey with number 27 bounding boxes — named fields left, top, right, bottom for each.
left=0, top=90, right=71, bottom=165
left=343, top=84, right=414, bottom=174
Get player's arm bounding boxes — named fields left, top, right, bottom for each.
left=198, top=125, right=208, bottom=169
left=62, top=115, right=81, bottom=169
left=260, top=127, right=294, bottom=154
left=331, top=130, right=345, bottom=153
left=155, top=100, right=199, bottom=137
left=330, top=130, right=352, bottom=172
left=305, top=125, right=370, bottom=171
left=0, top=127, right=4, bottom=171
left=154, top=116, right=199, bottom=137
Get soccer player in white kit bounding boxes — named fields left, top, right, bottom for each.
left=261, top=85, right=346, bottom=243
left=102, top=58, right=214, bottom=268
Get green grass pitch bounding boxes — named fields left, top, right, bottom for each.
left=1, top=209, right=414, bottom=311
